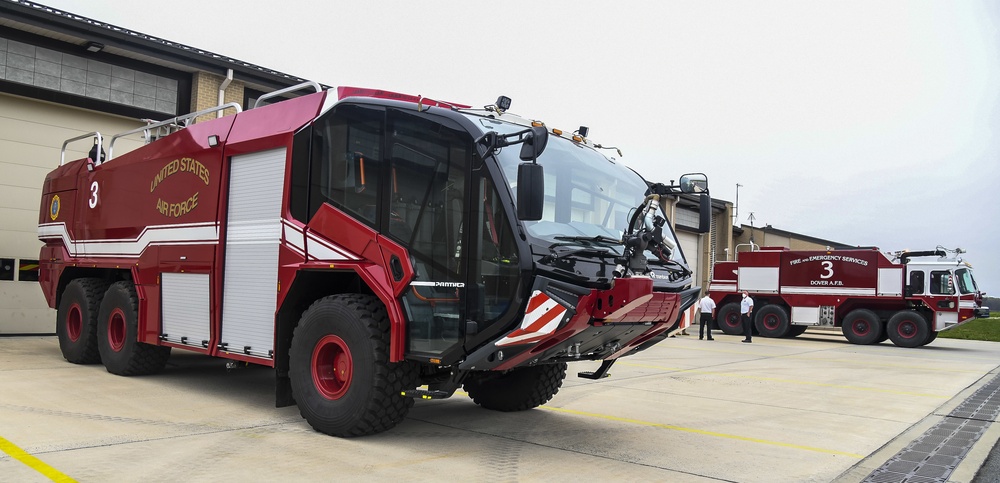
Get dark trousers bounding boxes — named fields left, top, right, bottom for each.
left=699, top=313, right=714, bottom=339
left=742, top=313, right=753, bottom=341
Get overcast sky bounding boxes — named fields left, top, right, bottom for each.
left=40, top=0, right=1000, bottom=293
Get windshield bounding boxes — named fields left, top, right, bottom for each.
left=956, top=268, right=979, bottom=294
left=477, top=118, right=684, bottom=264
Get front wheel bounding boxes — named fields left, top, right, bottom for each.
left=887, top=311, right=930, bottom=348
left=841, top=309, right=883, bottom=345
left=289, top=294, right=416, bottom=437
left=98, top=281, right=171, bottom=375
left=465, top=363, right=567, bottom=412
left=717, top=303, right=743, bottom=335
left=754, top=305, right=790, bottom=338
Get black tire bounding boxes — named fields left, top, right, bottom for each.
left=754, top=305, right=790, bottom=338
left=887, top=311, right=930, bottom=348
left=464, top=363, right=567, bottom=412
left=841, top=309, right=883, bottom=345
left=717, top=302, right=743, bottom=335
left=56, top=278, right=110, bottom=364
left=289, top=294, right=417, bottom=437
left=785, top=325, right=808, bottom=338
left=921, top=331, right=939, bottom=346
left=97, top=281, right=171, bottom=375
left=876, top=331, right=889, bottom=343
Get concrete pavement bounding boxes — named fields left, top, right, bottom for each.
left=1, top=331, right=999, bottom=482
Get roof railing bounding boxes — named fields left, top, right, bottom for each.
left=253, top=81, right=323, bottom=109
left=107, top=102, right=242, bottom=160
left=60, top=132, right=103, bottom=166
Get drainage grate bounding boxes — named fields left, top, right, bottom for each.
left=863, top=373, right=1000, bottom=483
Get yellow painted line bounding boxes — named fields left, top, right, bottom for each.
left=0, top=436, right=76, bottom=482
left=540, top=406, right=864, bottom=458
left=617, top=361, right=948, bottom=398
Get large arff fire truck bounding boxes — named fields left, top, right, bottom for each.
left=38, top=82, right=710, bottom=436
left=709, top=245, right=989, bottom=347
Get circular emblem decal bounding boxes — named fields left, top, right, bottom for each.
left=49, top=194, right=61, bottom=221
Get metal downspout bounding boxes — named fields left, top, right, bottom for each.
left=217, top=69, right=233, bottom=118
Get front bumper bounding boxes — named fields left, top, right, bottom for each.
left=459, top=276, right=699, bottom=372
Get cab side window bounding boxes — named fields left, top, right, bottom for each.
left=388, top=111, right=468, bottom=281
left=930, top=270, right=955, bottom=295
left=907, top=271, right=925, bottom=295
left=308, top=104, right=384, bottom=225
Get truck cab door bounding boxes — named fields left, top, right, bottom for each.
left=385, top=110, right=471, bottom=361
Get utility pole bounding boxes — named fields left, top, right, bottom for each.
left=734, top=183, right=743, bottom=226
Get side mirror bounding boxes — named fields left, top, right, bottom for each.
left=698, top=193, right=711, bottom=234
left=679, top=173, right=708, bottom=193
left=518, top=126, right=548, bottom=162
left=516, top=162, right=544, bottom=221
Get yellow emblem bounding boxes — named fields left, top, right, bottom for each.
left=49, top=194, right=61, bottom=221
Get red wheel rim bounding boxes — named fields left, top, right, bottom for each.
left=897, top=320, right=917, bottom=339
left=851, top=319, right=870, bottom=336
left=726, top=314, right=741, bottom=329
left=66, top=303, right=83, bottom=342
left=107, top=308, right=127, bottom=352
left=763, top=314, right=779, bottom=330
left=312, top=335, right=353, bottom=400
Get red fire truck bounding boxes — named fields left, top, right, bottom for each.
left=37, top=82, right=710, bottom=436
left=709, top=245, right=989, bottom=347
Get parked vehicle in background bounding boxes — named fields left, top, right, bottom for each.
left=710, top=245, right=988, bottom=347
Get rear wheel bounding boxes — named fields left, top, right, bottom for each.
left=841, top=309, right=883, bottom=345
left=98, top=281, right=171, bottom=375
left=464, top=363, right=567, bottom=412
left=887, top=310, right=930, bottom=348
left=289, top=294, right=416, bottom=437
left=56, top=278, right=110, bottom=364
left=921, top=331, right=939, bottom=346
left=717, top=302, right=743, bottom=335
left=754, top=305, right=790, bottom=338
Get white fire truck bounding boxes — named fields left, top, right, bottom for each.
left=38, top=83, right=710, bottom=436
left=709, top=245, right=989, bottom=347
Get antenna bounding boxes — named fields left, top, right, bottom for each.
left=747, top=212, right=756, bottom=243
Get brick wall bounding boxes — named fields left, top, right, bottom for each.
left=189, top=71, right=245, bottom=123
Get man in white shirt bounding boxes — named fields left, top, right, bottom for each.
left=740, top=290, right=754, bottom=343
left=698, top=291, right=716, bottom=341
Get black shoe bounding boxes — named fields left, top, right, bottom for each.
left=707, top=338, right=714, bottom=341
left=699, top=337, right=704, bottom=340
left=742, top=339, right=752, bottom=343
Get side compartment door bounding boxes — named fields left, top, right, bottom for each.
left=219, top=147, right=286, bottom=359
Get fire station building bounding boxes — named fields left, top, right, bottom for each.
left=0, top=1, right=838, bottom=334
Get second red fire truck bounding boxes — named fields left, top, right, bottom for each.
left=709, top=245, right=989, bottom=347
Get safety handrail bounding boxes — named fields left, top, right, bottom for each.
left=61, top=132, right=102, bottom=166
left=733, top=242, right=759, bottom=261
left=107, top=102, right=242, bottom=160
left=253, top=81, right=323, bottom=109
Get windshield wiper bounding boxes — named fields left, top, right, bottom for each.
left=552, top=235, right=622, bottom=246
left=540, top=245, right=618, bottom=264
